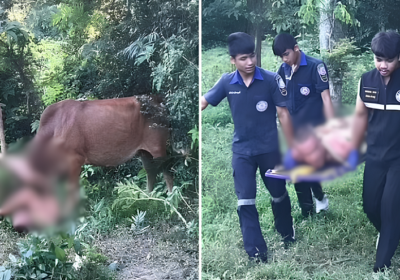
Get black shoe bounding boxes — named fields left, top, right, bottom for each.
left=301, top=208, right=314, bottom=218
left=282, top=225, right=296, bottom=245
left=249, top=252, right=268, bottom=264
left=283, top=236, right=296, bottom=249
left=373, top=265, right=389, bottom=273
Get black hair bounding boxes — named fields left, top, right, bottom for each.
left=272, top=33, right=297, bottom=57
left=371, top=31, right=400, bottom=59
left=227, top=32, right=255, bottom=57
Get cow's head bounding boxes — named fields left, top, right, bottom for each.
left=0, top=140, right=77, bottom=232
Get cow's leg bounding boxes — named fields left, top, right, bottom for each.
left=163, top=169, right=174, bottom=193
left=64, top=155, right=85, bottom=215
left=161, top=157, right=173, bottom=193
left=139, top=151, right=159, bottom=192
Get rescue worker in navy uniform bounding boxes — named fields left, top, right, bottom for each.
left=272, top=33, right=335, bottom=217
left=201, top=32, right=295, bottom=262
left=352, top=31, right=400, bottom=272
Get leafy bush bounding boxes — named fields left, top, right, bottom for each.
left=112, top=179, right=191, bottom=228
left=0, top=232, right=82, bottom=280
left=341, top=51, right=375, bottom=105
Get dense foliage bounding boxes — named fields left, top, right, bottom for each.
left=0, top=0, right=198, bottom=278
left=203, top=0, right=400, bottom=48
left=0, top=0, right=199, bottom=191
left=203, top=0, right=400, bottom=102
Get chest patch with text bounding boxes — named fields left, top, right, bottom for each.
left=363, top=87, right=379, bottom=101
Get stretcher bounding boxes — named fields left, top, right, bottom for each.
left=265, top=164, right=354, bottom=183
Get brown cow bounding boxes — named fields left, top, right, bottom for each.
left=0, top=96, right=173, bottom=231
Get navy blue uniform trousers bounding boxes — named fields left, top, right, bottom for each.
left=363, top=159, right=400, bottom=271
left=294, top=182, right=324, bottom=216
left=232, top=150, right=294, bottom=258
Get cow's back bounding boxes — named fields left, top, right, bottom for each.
left=37, top=97, right=169, bottom=166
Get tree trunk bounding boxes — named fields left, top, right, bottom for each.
left=247, top=0, right=263, bottom=67
left=319, top=0, right=331, bottom=51
left=319, top=0, right=346, bottom=106
left=255, top=24, right=262, bottom=67
left=0, top=105, right=6, bottom=155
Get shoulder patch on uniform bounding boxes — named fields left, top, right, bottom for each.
left=317, top=63, right=328, bottom=82
left=275, top=74, right=287, bottom=96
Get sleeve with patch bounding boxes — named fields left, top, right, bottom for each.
left=204, top=74, right=228, bottom=106
left=314, top=62, right=330, bottom=94
left=272, top=73, right=288, bottom=107
left=277, top=66, right=286, bottom=83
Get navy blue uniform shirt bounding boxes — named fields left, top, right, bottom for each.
left=204, top=67, right=288, bottom=156
left=278, top=51, right=329, bottom=129
left=359, top=67, right=400, bottom=162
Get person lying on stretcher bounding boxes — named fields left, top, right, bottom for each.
left=283, top=116, right=363, bottom=171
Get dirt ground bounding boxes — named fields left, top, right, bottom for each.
left=0, top=220, right=198, bottom=280
left=94, top=223, right=198, bottom=280
left=0, top=220, right=20, bottom=264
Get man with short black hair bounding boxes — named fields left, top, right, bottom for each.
left=201, top=32, right=295, bottom=262
left=352, top=30, right=400, bottom=272
left=273, top=33, right=334, bottom=217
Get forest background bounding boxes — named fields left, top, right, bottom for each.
left=0, top=0, right=199, bottom=279
left=202, top=0, right=400, bottom=279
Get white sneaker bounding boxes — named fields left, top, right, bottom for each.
left=376, top=233, right=380, bottom=249
left=315, top=194, right=329, bottom=213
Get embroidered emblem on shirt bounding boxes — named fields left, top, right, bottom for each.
left=275, top=75, right=287, bottom=96
left=256, top=101, right=268, bottom=112
left=396, top=90, right=400, bottom=102
left=229, top=91, right=241, bottom=94
left=317, top=63, right=328, bottom=82
left=300, top=87, right=310, bottom=96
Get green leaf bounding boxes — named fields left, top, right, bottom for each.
left=6, top=30, right=18, bottom=46
left=38, top=264, right=45, bottom=271
left=73, top=239, right=82, bottom=255
left=49, top=242, right=55, bottom=253
left=135, top=54, right=147, bottom=65
left=54, top=246, right=66, bottom=262
left=67, top=237, right=74, bottom=249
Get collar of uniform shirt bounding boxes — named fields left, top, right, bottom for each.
left=283, top=51, right=307, bottom=73
left=230, top=66, right=264, bottom=85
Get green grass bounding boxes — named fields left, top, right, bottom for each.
left=201, top=122, right=400, bottom=279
